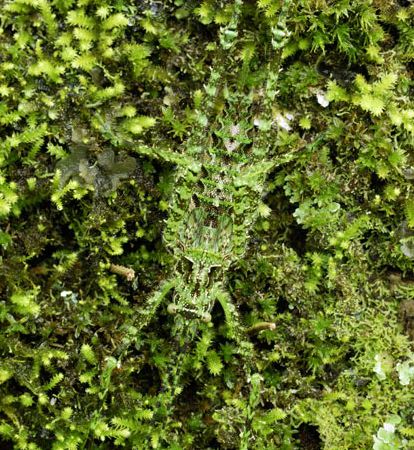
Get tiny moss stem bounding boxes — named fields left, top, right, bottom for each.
left=109, top=263, right=135, bottom=281
left=247, top=322, right=276, bottom=334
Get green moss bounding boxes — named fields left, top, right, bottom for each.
left=1, top=0, right=414, bottom=449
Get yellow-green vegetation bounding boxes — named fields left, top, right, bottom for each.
left=1, top=1, right=414, bottom=449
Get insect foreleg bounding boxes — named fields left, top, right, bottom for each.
left=214, top=287, right=254, bottom=369
left=137, top=277, right=178, bottom=330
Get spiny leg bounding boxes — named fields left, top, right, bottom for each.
left=117, top=277, right=178, bottom=360
left=213, top=287, right=254, bottom=364
left=136, top=278, right=178, bottom=329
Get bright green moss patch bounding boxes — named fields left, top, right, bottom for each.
left=1, top=1, right=414, bottom=449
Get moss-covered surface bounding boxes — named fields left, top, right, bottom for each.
left=1, top=1, right=414, bottom=449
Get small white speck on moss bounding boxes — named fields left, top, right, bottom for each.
left=60, top=290, right=73, bottom=298
left=316, top=91, right=330, bottom=108
left=275, top=113, right=292, bottom=131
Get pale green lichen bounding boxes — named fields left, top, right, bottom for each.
left=56, top=145, right=137, bottom=197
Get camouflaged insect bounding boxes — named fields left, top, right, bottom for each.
left=128, top=0, right=293, bottom=345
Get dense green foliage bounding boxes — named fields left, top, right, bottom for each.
left=1, top=0, right=414, bottom=448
